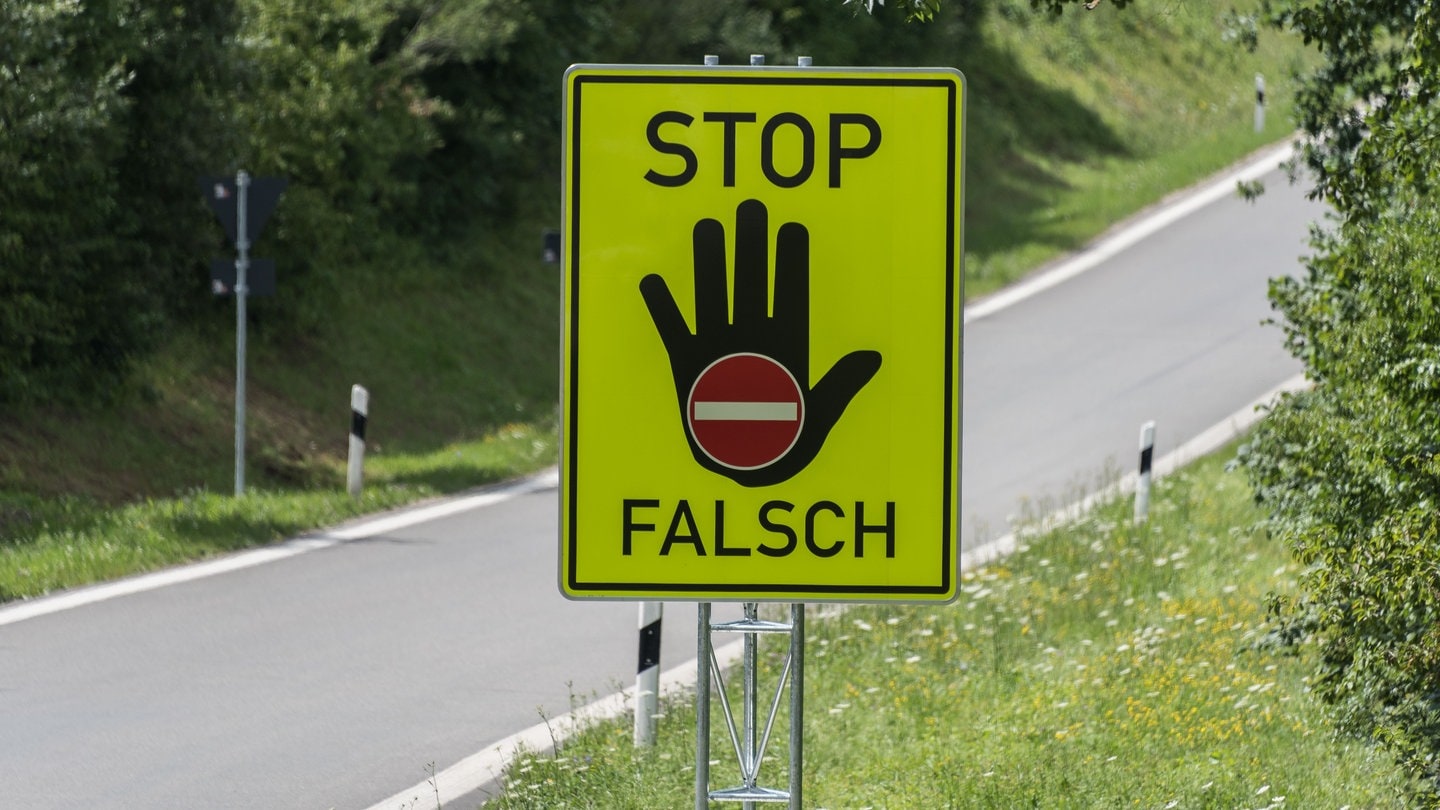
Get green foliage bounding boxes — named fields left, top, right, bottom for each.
left=111, top=1, right=242, bottom=327
left=0, top=0, right=825, bottom=388
left=0, top=0, right=1288, bottom=407
left=0, top=422, right=556, bottom=601
left=845, top=0, right=943, bottom=22
left=1242, top=198, right=1440, bottom=803
left=0, top=1, right=140, bottom=400
left=1031, top=0, right=1440, bottom=794
left=1262, top=0, right=1429, bottom=218
left=229, top=0, right=439, bottom=332
left=1028, top=0, right=1133, bottom=15
left=3, top=0, right=1311, bottom=493
left=1235, top=1, right=1440, bottom=799
left=0, top=0, right=240, bottom=402
left=771, top=0, right=986, bottom=66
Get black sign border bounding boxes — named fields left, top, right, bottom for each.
left=562, top=68, right=964, bottom=601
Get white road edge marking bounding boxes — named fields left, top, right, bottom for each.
left=365, top=372, right=1311, bottom=810
left=961, top=372, right=1309, bottom=572
left=0, top=468, right=560, bottom=628
left=964, top=141, right=1296, bottom=325
left=362, top=637, right=748, bottom=810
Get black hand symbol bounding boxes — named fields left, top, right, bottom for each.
left=640, top=199, right=882, bottom=487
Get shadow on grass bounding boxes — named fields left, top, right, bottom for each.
left=962, top=37, right=1130, bottom=262
left=0, top=492, right=110, bottom=548
left=347, top=532, right=419, bottom=546
left=791, top=0, right=1129, bottom=267
left=379, top=461, right=526, bottom=495
left=153, top=499, right=336, bottom=555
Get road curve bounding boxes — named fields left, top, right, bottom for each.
left=0, top=149, right=1323, bottom=810
left=960, top=152, right=1319, bottom=546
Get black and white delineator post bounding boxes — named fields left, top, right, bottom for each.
left=634, top=601, right=663, bottom=746
left=1254, top=74, right=1266, bottom=134
left=201, top=170, right=287, bottom=497
left=347, top=385, right=369, bottom=499
left=1135, top=420, right=1156, bottom=525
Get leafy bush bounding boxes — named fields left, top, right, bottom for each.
left=1243, top=198, right=1440, bottom=800
left=228, top=0, right=440, bottom=332
left=1236, top=1, right=1440, bottom=799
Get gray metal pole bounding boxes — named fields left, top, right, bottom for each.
left=696, top=52, right=719, bottom=810
left=789, top=54, right=810, bottom=810
left=742, top=602, right=759, bottom=810
left=234, top=169, right=251, bottom=497
left=696, top=602, right=712, bottom=810
left=789, top=603, right=804, bottom=810
left=788, top=54, right=810, bottom=808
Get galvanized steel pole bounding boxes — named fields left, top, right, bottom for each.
left=234, top=170, right=251, bottom=497
left=696, top=602, right=712, bottom=810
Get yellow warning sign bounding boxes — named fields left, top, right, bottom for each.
left=560, top=64, right=964, bottom=602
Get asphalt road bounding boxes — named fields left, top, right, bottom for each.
left=960, top=158, right=1319, bottom=546
left=0, top=152, right=1323, bottom=809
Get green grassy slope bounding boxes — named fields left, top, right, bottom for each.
left=484, top=449, right=1414, bottom=808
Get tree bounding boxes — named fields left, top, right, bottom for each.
left=0, top=0, right=243, bottom=402
left=112, top=0, right=241, bottom=327
left=1228, top=1, right=1440, bottom=798
left=385, top=0, right=786, bottom=236
left=0, top=1, right=142, bottom=400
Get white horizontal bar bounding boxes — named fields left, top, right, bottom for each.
left=693, top=401, right=797, bottom=422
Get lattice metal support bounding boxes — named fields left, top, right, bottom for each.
left=696, top=603, right=805, bottom=809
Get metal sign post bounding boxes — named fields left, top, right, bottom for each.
left=558, top=49, right=964, bottom=807
left=693, top=54, right=808, bottom=810
left=234, top=170, right=250, bottom=496
left=200, top=170, right=287, bottom=497
left=697, top=602, right=804, bottom=809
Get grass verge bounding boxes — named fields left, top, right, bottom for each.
left=480, top=448, right=1414, bottom=808
left=0, top=422, right=555, bottom=603
left=959, top=0, right=1312, bottom=295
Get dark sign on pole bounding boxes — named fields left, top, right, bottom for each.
left=199, top=176, right=288, bottom=246
left=210, top=258, right=276, bottom=296
left=542, top=229, right=561, bottom=264
left=199, top=171, right=288, bottom=497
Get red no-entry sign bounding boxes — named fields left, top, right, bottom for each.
left=687, top=353, right=804, bottom=470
